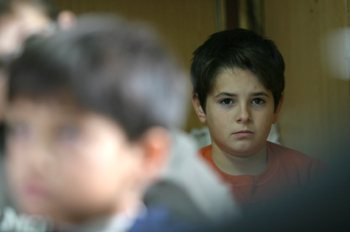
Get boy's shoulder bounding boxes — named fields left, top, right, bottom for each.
left=267, top=141, right=327, bottom=173
left=199, top=142, right=326, bottom=166
left=267, top=141, right=321, bottom=161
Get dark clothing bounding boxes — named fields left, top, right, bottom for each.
left=129, top=206, right=206, bottom=232
left=209, top=158, right=350, bottom=232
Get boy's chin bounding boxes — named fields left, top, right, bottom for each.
left=216, top=136, right=266, bottom=158
left=226, top=143, right=263, bottom=157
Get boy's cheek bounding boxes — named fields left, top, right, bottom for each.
left=206, top=112, right=231, bottom=132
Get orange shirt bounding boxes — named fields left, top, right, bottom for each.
left=199, top=142, right=327, bottom=212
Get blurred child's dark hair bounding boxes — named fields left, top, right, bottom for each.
left=191, top=28, right=285, bottom=112
left=8, top=15, right=187, bottom=140
left=0, top=0, right=59, bottom=20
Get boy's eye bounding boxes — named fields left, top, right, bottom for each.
left=220, top=99, right=234, bottom=105
left=252, top=98, right=265, bottom=105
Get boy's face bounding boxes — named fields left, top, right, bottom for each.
left=4, top=98, right=157, bottom=223
left=193, top=68, right=282, bottom=157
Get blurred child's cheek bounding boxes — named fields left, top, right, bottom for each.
left=5, top=140, right=31, bottom=212
left=6, top=125, right=33, bottom=179
left=50, top=119, right=135, bottom=213
left=0, top=71, right=7, bottom=120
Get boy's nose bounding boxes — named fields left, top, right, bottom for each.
left=235, top=104, right=252, bottom=123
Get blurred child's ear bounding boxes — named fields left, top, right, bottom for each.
left=57, top=11, right=76, bottom=30
left=192, top=93, right=207, bottom=124
left=273, top=93, right=284, bottom=124
left=138, top=127, right=171, bottom=183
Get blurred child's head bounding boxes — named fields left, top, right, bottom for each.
left=4, top=15, right=187, bottom=225
left=191, top=29, right=285, bottom=157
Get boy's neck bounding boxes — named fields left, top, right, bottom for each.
left=211, top=143, right=268, bottom=176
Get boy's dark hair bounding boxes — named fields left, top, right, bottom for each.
left=0, top=0, right=59, bottom=21
left=8, top=15, right=187, bottom=140
left=191, top=28, right=285, bottom=112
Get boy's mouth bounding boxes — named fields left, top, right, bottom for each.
left=233, top=130, right=254, bottom=137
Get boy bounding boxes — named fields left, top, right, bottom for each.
left=3, top=15, right=237, bottom=231
left=191, top=29, right=327, bottom=212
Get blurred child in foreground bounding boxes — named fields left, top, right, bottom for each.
left=3, top=15, right=237, bottom=231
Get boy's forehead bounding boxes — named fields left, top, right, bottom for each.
left=210, top=68, right=270, bottom=95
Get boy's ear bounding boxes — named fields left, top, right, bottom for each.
left=138, top=127, right=171, bottom=183
left=273, top=93, right=284, bottom=124
left=192, top=93, right=207, bottom=124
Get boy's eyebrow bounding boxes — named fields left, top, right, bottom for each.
left=214, top=92, right=270, bottom=98
left=251, top=92, right=270, bottom=97
left=214, top=92, right=238, bottom=98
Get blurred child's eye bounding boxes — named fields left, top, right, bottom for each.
left=252, top=98, right=265, bottom=105
left=58, top=125, right=81, bottom=142
left=220, top=99, right=234, bottom=105
left=6, top=123, right=31, bottom=140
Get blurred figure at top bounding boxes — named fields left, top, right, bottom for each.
left=0, top=0, right=75, bottom=60
left=0, top=0, right=75, bottom=125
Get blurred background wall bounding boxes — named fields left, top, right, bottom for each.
left=263, top=0, right=350, bottom=163
left=51, top=0, right=350, bottom=163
